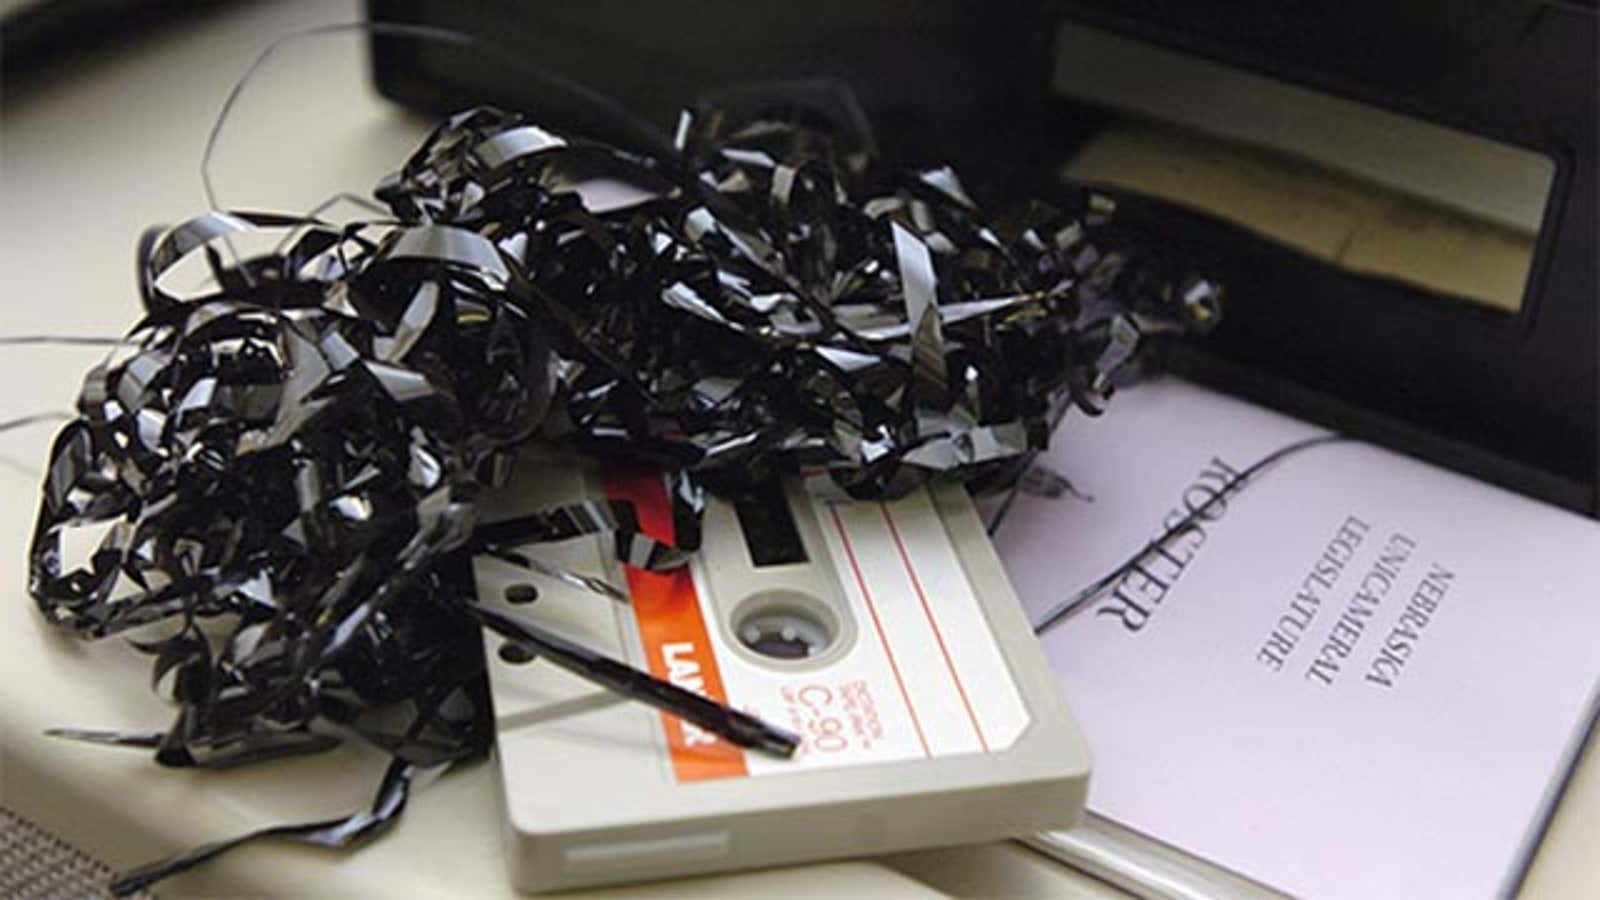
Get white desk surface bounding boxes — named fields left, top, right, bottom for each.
left=0, top=2, right=1593, bottom=897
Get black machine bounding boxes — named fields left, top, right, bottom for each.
left=368, top=0, right=1598, bottom=515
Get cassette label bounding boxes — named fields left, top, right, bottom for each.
left=606, top=469, right=1031, bottom=783
left=604, top=468, right=747, bottom=782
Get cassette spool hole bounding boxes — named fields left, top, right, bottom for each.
left=733, top=599, right=835, bottom=661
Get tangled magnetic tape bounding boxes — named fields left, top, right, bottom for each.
left=27, top=84, right=1217, bottom=892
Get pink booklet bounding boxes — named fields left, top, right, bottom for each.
left=992, top=379, right=1600, bottom=899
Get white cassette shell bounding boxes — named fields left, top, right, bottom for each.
left=473, top=456, right=1091, bottom=892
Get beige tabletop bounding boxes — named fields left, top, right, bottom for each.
left=0, top=2, right=1593, bottom=897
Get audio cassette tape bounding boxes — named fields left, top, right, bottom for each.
left=471, top=455, right=1091, bottom=891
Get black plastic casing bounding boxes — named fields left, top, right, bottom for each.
left=369, top=0, right=1599, bottom=514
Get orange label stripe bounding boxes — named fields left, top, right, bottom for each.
left=603, top=468, right=748, bottom=782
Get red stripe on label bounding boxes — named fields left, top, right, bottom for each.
left=828, top=504, right=932, bottom=758
left=605, top=468, right=747, bottom=782
left=881, top=503, right=988, bottom=751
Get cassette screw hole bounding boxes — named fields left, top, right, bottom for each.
left=499, top=642, right=537, bottom=664
left=737, top=609, right=830, bottom=660
left=504, top=583, right=539, bottom=605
